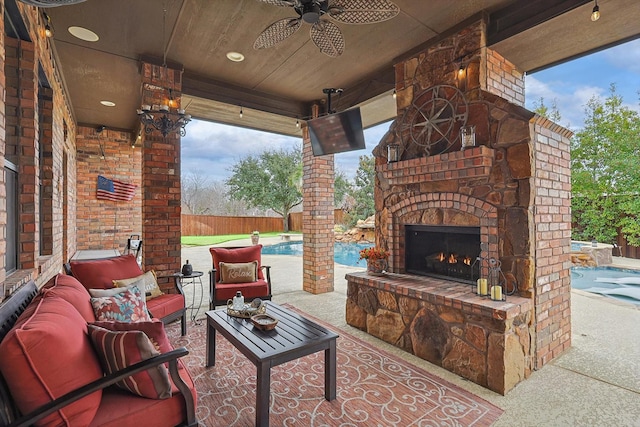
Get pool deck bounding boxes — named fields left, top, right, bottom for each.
left=180, top=236, right=640, bottom=426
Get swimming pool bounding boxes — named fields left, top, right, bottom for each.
left=571, top=266, right=640, bottom=306
left=262, top=241, right=372, bottom=266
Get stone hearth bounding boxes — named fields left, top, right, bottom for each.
left=345, top=18, right=572, bottom=394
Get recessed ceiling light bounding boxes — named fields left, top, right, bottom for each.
left=68, top=26, right=99, bottom=42
left=100, top=100, right=116, bottom=107
left=226, top=51, right=245, bottom=62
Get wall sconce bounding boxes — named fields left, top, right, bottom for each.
left=387, top=144, right=400, bottom=163
left=461, top=125, right=476, bottom=150
left=43, top=12, right=53, bottom=38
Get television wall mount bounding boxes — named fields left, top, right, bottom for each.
left=322, top=88, right=343, bottom=114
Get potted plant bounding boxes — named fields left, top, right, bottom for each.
left=251, top=231, right=260, bottom=245
left=359, top=246, right=389, bottom=275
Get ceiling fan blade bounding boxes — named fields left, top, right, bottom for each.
left=256, top=0, right=297, bottom=7
left=327, top=0, right=399, bottom=24
left=310, top=20, right=344, bottom=57
left=17, top=0, right=86, bottom=5
left=254, top=18, right=302, bottom=50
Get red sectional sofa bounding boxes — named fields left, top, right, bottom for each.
left=0, top=274, right=197, bottom=427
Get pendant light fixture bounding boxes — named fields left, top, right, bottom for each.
left=591, top=0, right=600, bottom=21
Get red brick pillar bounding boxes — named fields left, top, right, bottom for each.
left=5, top=38, right=38, bottom=271
left=0, top=16, right=6, bottom=289
left=139, top=62, right=183, bottom=290
left=302, top=104, right=334, bottom=294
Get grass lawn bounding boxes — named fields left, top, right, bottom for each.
left=181, top=232, right=297, bottom=246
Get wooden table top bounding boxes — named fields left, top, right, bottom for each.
left=206, top=302, right=338, bottom=364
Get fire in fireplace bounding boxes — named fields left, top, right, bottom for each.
left=405, top=225, right=481, bottom=283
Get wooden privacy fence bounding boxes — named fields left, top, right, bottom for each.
left=182, top=210, right=345, bottom=236
left=182, top=215, right=284, bottom=236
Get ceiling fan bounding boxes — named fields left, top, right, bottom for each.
left=254, top=0, right=400, bottom=57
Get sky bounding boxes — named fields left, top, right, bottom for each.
left=181, top=38, right=640, bottom=183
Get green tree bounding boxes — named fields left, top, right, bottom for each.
left=226, top=146, right=303, bottom=231
left=533, top=96, right=562, bottom=123
left=571, top=84, right=640, bottom=245
left=334, top=169, right=353, bottom=209
left=344, top=155, right=375, bottom=226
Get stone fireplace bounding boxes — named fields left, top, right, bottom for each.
left=345, top=19, right=572, bottom=395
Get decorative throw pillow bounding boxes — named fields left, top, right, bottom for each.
left=90, top=320, right=173, bottom=354
left=90, top=285, right=152, bottom=322
left=219, top=261, right=258, bottom=284
left=113, top=271, right=163, bottom=300
left=210, top=245, right=264, bottom=282
left=87, top=325, right=172, bottom=399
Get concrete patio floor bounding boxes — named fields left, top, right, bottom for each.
left=179, top=236, right=640, bottom=427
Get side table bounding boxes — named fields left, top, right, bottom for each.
left=172, top=271, right=204, bottom=324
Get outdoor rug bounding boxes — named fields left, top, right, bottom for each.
left=166, top=305, right=503, bottom=426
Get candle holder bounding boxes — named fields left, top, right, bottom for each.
left=461, top=125, right=476, bottom=150
left=387, top=144, right=400, bottom=163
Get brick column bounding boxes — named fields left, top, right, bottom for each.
left=0, top=11, right=6, bottom=290
left=139, top=62, right=183, bottom=290
left=5, top=38, right=38, bottom=270
left=532, top=116, right=573, bottom=368
left=302, top=104, right=334, bottom=294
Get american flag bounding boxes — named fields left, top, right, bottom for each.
left=96, top=175, right=137, bottom=202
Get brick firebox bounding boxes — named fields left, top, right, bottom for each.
left=346, top=19, right=572, bottom=394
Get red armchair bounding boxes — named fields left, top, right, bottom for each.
left=209, top=245, right=272, bottom=308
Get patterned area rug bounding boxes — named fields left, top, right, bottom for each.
left=166, top=305, right=503, bottom=426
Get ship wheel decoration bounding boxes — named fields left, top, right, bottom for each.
left=399, top=85, right=468, bottom=155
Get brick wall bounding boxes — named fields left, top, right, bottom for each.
left=75, top=126, right=141, bottom=252
left=301, top=107, right=335, bottom=294
left=532, top=115, right=573, bottom=367
left=486, top=49, right=525, bottom=107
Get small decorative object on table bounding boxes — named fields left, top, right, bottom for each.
left=250, top=313, right=278, bottom=330
left=226, top=297, right=266, bottom=318
left=181, top=260, right=193, bottom=276
left=359, top=246, right=389, bottom=276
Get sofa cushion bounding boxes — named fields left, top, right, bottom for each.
left=70, top=254, right=143, bottom=290
left=87, top=325, right=172, bottom=399
left=210, top=245, right=264, bottom=282
left=219, top=261, right=258, bottom=283
left=90, top=285, right=152, bottom=322
left=90, top=320, right=173, bottom=354
left=0, top=297, right=103, bottom=427
left=40, top=273, right=96, bottom=322
left=146, top=293, right=185, bottom=319
left=89, top=360, right=196, bottom=427
left=113, top=271, right=163, bottom=300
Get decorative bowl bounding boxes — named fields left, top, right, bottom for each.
left=250, top=313, right=278, bottom=331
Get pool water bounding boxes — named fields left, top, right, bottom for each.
left=571, top=266, right=640, bottom=306
left=262, top=241, right=372, bottom=266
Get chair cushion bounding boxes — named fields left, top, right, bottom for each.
left=210, top=245, right=264, bottom=282
left=214, top=279, right=270, bottom=302
left=69, top=254, right=143, bottom=290
left=0, top=297, right=103, bottom=427
left=90, top=285, right=152, bottom=322
left=40, top=273, right=96, bottom=322
left=219, top=261, right=258, bottom=283
left=90, top=320, right=174, bottom=354
left=113, top=271, right=163, bottom=300
left=146, top=293, right=185, bottom=319
left=87, top=325, right=172, bottom=399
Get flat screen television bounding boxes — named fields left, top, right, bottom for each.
left=308, top=107, right=366, bottom=156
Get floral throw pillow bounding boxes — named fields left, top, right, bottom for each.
left=87, top=324, right=171, bottom=399
left=90, top=285, right=151, bottom=322
left=113, top=271, right=163, bottom=301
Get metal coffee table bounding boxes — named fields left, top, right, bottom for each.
left=205, top=302, right=338, bottom=427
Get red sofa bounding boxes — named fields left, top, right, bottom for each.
left=0, top=275, right=197, bottom=427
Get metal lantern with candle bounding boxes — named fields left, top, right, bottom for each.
left=461, top=125, right=476, bottom=150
